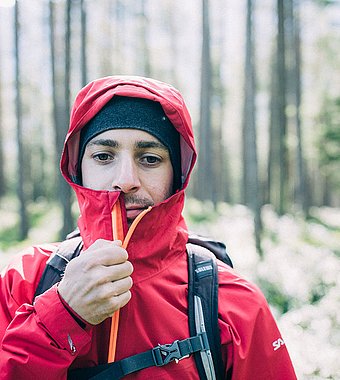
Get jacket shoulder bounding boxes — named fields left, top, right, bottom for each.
left=0, top=243, right=59, bottom=308
left=216, top=261, right=297, bottom=379
left=217, top=260, right=267, bottom=304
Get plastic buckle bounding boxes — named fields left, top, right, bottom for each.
left=152, top=340, right=189, bottom=366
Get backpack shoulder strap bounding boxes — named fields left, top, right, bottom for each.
left=34, top=235, right=83, bottom=298
left=68, top=332, right=210, bottom=380
left=187, top=242, right=225, bottom=380
left=188, top=233, right=233, bottom=268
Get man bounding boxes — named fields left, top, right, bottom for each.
left=0, top=76, right=297, bottom=379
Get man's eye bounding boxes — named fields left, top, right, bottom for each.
left=141, top=155, right=161, bottom=165
left=93, top=153, right=112, bottom=161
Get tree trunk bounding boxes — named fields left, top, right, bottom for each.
left=61, top=0, right=74, bottom=238
left=242, top=0, right=262, bottom=255
left=168, top=2, right=179, bottom=87
left=113, top=1, right=125, bottom=74
left=139, top=0, right=151, bottom=77
left=196, top=0, right=213, bottom=201
left=292, top=1, right=308, bottom=214
left=14, top=0, right=29, bottom=240
left=213, top=0, right=231, bottom=204
left=49, top=0, right=58, bottom=184
left=49, top=0, right=74, bottom=239
left=31, top=141, right=46, bottom=201
left=0, top=58, right=5, bottom=197
left=80, top=0, right=87, bottom=86
left=277, top=0, right=288, bottom=215
left=213, top=82, right=231, bottom=204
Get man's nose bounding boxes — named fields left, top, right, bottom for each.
left=111, top=156, right=141, bottom=193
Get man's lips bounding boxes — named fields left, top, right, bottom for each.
left=126, top=207, right=147, bottom=220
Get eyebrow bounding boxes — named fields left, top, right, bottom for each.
left=87, top=139, right=119, bottom=148
left=87, top=138, right=168, bottom=151
left=135, top=141, right=168, bottom=151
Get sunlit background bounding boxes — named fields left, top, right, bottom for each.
left=0, top=1, right=339, bottom=378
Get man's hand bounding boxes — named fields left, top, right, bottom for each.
left=58, top=239, right=133, bottom=325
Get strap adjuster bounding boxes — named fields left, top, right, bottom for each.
left=69, top=333, right=210, bottom=380
left=152, top=340, right=189, bottom=366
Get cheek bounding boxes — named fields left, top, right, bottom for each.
left=142, top=169, right=173, bottom=203
left=161, top=165, right=174, bottom=197
left=82, top=162, right=112, bottom=190
left=163, top=172, right=174, bottom=197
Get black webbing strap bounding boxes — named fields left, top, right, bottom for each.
left=187, top=245, right=225, bottom=380
left=68, top=332, right=210, bottom=380
left=34, top=237, right=83, bottom=298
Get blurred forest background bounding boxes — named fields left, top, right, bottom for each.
left=0, top=0, right=339, bottom=378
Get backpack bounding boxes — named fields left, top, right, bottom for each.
left=34, top=231, right=233, bottom=380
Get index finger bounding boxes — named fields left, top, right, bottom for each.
left=81, top=239, right=128, bottom=266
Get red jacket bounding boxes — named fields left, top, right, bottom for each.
left=0, top=76, right=297, bottom=379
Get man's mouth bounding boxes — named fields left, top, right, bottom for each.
left=124, top=196, right=154, bottom=225
left=126, top=207, right=146, bottom=220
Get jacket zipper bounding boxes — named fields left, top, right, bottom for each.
left=108, top=205, right=152, bottom=363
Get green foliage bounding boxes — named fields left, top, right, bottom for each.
left=306, top=213, right=340, bottom=232
left=310, top=282, right=329, bottom=303
left=318, top=96, right=340, bottom=187
left=0, top=224, right=21, bottom=249
left=0, top=198, right=59, bottom=249
left=314, top=0, right=338, bottom=5
left=258, top=279, right=291, bottom=314
left=183, top=198, right=219, bottom=224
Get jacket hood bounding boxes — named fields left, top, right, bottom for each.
left=61, top=76, right=196, bottom=189
left=60, top=76, right=197, bottom=272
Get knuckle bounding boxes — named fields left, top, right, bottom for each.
left=111, top=282, right=122, bottom=297
left=126, top=276, right=133, bottom=289
left=82, top=258, right=96, bottom=272
left=115, top=248, right=128, bottom=262
left=94, top=238, right=106, bottom=246
left=87, top=239, right=109, bottom=253
left=99, top=273, right=112, bottom=285
left=76, top=251, right=94, bottom=267
left=124, top=290, right=132, bottom=304
left=110, top=277, right=132, bottom=297
left=108, top=296, right=119, bottom=312
left=122, top=249, right=129, bottom=259
left=66, top=255, right=80, bottom=269
left=86, top=239, right=100, bottom=251
left=115, top=293, right=130, bottom=310
left=98, top=286, right=110, bottom=301
left=93, top=283, right=113, bottom=303
left=125, top=261, right=134, bottom=274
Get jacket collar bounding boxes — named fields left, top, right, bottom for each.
left=70, top=181, right=188, bottom=282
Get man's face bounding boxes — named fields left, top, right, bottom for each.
left=81, top=129, right=174, bottom=225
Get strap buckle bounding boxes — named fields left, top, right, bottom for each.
left=152, top=340, right=189, bottom=366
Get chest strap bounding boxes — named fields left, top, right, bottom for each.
left=68, top=332, right=209, bottom=380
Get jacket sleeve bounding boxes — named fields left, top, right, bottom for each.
left=218, top=265, right=297, bottom=380
left=0, top=247, right=92, bottom=380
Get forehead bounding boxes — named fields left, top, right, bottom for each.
left=87, top=128, right=164, bottom=147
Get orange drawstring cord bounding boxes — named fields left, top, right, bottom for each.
left=107, top=204, right=152, bottom=363
left=122, top=206, right=152, bottom=249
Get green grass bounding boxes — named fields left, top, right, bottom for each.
left=0, top=198, right=59, bottom=250
left=307, top=214, right=340, bottom=232
left=0, top=224, right=21, bottom=249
